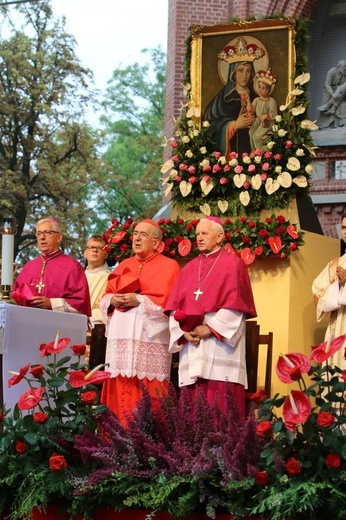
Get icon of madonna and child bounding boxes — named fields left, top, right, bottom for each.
left=203, top=35, right=279, bottom=158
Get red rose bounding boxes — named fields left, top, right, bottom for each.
left=15, top=440, right=26, bottom=455
left=276, top=215, right=286, bottom=224
left=250, top=388, right=267, bottom=404
left=30, top=365, right=44, bottom=378
left=0, top=413, right=5, bottom=422
left=325, top=454, right=340, bottom=469
left=317, top=411, right=334, bottom=428
left=254, top=471, right=268, bottom=485
left=71, top=344, right=86, bottom=356
left=120, top=243, right=129, bottom=252
left=256, top=420, right=272, bottom=436
left=259, top=229, right=268, bottom=238
left=33, top=412, right=48, bottom=424
left=49, top=453, right=67, bottom=471
left=286, top=457, right=302, bottom=476
left=81, top=391, right=97, bottom=405
left=255, top=246, right=263, bottom=256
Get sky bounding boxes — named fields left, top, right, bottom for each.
left=51, top=0, right=169, bottom=96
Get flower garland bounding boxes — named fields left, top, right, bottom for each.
left=103, top=214, right=304, bottom=265
left=161, top=73, right=318, bottom=218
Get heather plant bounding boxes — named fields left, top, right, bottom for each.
left=71, top=386, right=265, bottom=518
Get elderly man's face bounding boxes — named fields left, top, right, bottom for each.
left=196, top=220, right=223, bottom=254
left=132, top=222, right=160, bottom=260
left=35, top=222, right=62, bottom=255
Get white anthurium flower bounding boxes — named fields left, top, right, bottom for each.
left=303, top=144, right=318, bottom=158
left=199, top=203, right=211, bottom=216
left=271, top=124, right=279, bottom=132
left=200, top=159, right=210, bottom=167
left=200, top=179, right=214, bottom=195
left=274, top=165, right=283, bottom=174
left=296, top=148, right=305, bottom=157
left=265, top=178, right=280, bottom=194
left=202, top=120, right=211, bottom=128
left=229, top=158, right=238, bottom=167
left=286, top=157, right=301, bottom=171
left=233, top=173, right=247, bottom=188
left=218, top=200, right=229, bottom=213
left=290, top=88, right=304, bottom=96
left=243, top=155, right=251, bottom=165
left=239, top=191, right=250, bottom=206
left=305, top=164, right=314, bottom=174
left=160, top=159, right=174, bottom=174
left=291, top=105, right=306, bottom=116
left=278, top=129, right=288, bottom=137
left=301, top=119, right=319, bottom=131
left=181, top=135, right=190, bottom=143
left=294, top=72, right=310, bottom=85
left=164, top=183, right=174, bottom=197
left=186, top=105, right=201, bottom=118
left=164, top=182, right=173, bottom=197
left=199, top=146, right=207, bottom=154
left=292, top=175, right=308, bottom=187
left=185, top=150, right=193, bottom=158
left=182, top=83, right=191, bottom=96
left=277, top=172, right=292, bottom=188
left=251, top=174, right=262, bottom=190
left=179, top=180, right=192, bottom=197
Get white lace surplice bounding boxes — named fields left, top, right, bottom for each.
left=100, top=293, right=171, bottom=381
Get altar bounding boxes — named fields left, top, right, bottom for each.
left=0, top=303, right=88, bottom=411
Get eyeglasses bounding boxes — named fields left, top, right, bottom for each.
left=35, top=230, right=60, bottom=237
left=85, top=245, right=104, bottom=252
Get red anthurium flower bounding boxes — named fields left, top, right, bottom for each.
left=311, top=335, right=346, bottom=363
left=287, top=224, right=299, bottom=239
left=178, top=238, right=192, bottom=257
left=110, top=231, right=127, bottom=244
left=18, top=387, right=45, bottom=411
left=71, top=344, right=86, bottom=356
left=8, top=363, right=30, bottom=387
left=224, top=243, right=236, bottom=254
left=268, top=236, right=282, bottom=254
left=30, top=365, right=44, bottom=378
left=276, top=353, right=311, bottom=383
left=40, top=336, right=70, bottom=357
left=241, top=247, right=255, bottom=265
left=283, top=390, right=311, bottom=432
left=69, top=368, right=111, bottom=388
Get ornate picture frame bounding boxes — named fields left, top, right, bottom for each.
left=190, top=18, right=296, bottom=142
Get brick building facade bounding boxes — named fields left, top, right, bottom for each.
left=164, top=0, right=346, bottom=240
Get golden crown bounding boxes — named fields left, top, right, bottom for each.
left=256, top=68, right=277, bottom=86
left=218, top=36, right=265, bottom=64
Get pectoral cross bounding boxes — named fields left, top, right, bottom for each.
left=36, top=280, right=45, bottom=294
left=194, top=288, right=203, bottom=300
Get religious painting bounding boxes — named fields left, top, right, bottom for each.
left=189, top=19, right=296, bottom=156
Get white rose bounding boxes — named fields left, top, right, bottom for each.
left=219, top=156, right=227, bottom=165
left=187, top=120, right=194, bottom=127
left=200, top=159, right=210, bottom=166
left=169, top=169, right=178, bottom=178
left=185, top=150, right=193, bottom=158
left=229, top=158, right=238, bottom=167
left=271, top=125, right=279, bottom=132
left=193, top=129, right=200, bottom=137
left=275, top=115, right=282, bottom=122
left=199, top=146, right=207, bottom=154
left=202, top=120, right=211, bottom=128
left=296, top=148, right=305, bottom=157
left=182, top=135, right=190, bottom=143
left=305, top=164, right=314, bottom=174
left=254, top=156, right=261, bottom=164
left=278, top=129, right=288, bottom=137
left=243, top=156, right=251, bottom=165
left=274, top=166, right=282, bottom=173
left=267, top=141, right=275, bottom=150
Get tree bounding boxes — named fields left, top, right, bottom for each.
left=95, top=47, right=166, bottom=230
left=0, top=1, right=106, bottom=263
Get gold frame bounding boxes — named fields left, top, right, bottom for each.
left=190, top=19, right=296, bottom=124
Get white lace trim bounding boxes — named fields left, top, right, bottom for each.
left=105, top=338, right=171, bottom=381
left=137, top=294, right=169, bottom=337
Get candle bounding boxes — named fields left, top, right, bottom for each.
left=1, top=233, right=14, bottom=286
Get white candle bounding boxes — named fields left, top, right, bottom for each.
left=1, top=233, right=14, bottom=286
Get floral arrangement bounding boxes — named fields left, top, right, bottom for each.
left=161, top=73, right=318, bottom=219
left=103, top=214, right=304, bottom=265
left=0, top=332, right=110, bottom=519
left=249, top=334, right=346, bottom=519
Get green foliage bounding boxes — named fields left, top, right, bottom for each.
left=95, top=47, right=167, bottom=227
left=0, top=2, right=106, bottom=263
